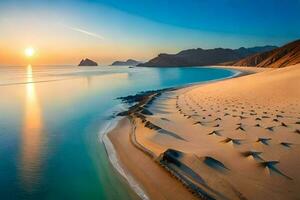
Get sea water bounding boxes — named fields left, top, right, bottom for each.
left=0, top=65, right=236, bottom=199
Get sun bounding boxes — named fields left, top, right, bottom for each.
left=25, top=47, right=35, bottom=57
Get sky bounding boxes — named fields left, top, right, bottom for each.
left=0, top=0, right=300, bottom=65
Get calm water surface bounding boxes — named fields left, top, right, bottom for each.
left=0, top=65, right=235, bottom=199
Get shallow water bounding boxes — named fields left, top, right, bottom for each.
left=0, top=65, right=235, bottom=199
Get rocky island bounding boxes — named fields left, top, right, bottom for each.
left=78, top=58, right=98, bottom=66
left=111, top=59, right=141, bottom=66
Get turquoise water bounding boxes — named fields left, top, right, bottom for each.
left=0, top=65, right=236, bottom=199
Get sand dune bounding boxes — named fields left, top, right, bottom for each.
left=108, top=64, right=300, bottom=199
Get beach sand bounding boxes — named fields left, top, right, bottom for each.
left=108, top=118, right=198, bottom=200
left=107, top=64, right=300, bottom=200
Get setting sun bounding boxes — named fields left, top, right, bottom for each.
left=25, top=47, right=35, bottom=57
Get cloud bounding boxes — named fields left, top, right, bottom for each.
left=61, top=24, right=104, bottom=40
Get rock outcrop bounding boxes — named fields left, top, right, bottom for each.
left=78, top=58, right=98, bottom=66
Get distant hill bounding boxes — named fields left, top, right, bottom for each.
left=232, top=39, right=300, bottom=68
left=78, top=58, right=98, bottom=66
left=138, top=45, right=277, bottom=67
left=111, top=59, right=141, bottom=66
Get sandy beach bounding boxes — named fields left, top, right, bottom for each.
left=107, top=64, right=300, bottom=200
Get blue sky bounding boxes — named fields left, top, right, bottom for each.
left=0, top=0, right=300, bottom=64
left=95, top=0, right=300, bottom=37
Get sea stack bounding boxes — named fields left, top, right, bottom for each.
left=78, top=58, right=98, bottom=66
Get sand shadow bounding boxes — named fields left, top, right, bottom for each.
left=260, top=161, right=292, bottom=180
left=241, top=151, right=263, bottom=161
left=203, top=156, right=229, bottom=172
left=257, top=138, right=271, bottom=145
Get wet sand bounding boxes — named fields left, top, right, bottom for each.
left=107, top=64, right=300, bottom=199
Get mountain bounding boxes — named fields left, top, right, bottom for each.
left=232, top=39, right=300, bottom=68
left=78, top=58, right=98, bottom=66
left=138, top=45, right=277, bottom=67
left=111, top=59, right=141, bottom=66
left=235, top=45, right=278, bottom=57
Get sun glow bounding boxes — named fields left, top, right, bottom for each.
left=20, top=64, right=43, bottom=189
left=25, top=47, right=35, bottom=57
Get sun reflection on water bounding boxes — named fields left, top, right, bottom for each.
left=20, top=64, right=43, bottom=191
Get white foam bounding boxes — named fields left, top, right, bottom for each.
left=100, top=118, right=150, bottom=200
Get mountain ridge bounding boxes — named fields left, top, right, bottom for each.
left=231, top=39, right=300, bottom=68
left=138, top=45, right=277, bottom=67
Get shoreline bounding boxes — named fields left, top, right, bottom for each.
left=102, top=66, right=262, bottom=199
left=101, top=117, right=150, bottom=200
